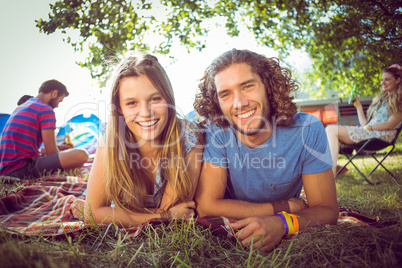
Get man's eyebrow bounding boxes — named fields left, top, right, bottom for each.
left=216, top=79, right=258, bottom=95
left=217, top=89, right=229, bottom=95
left=240, top=79, right=257, bottom=86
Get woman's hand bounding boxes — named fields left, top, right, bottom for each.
left=167, top=201, right=196, bottom=219
left=354, top=96, right=362, bottom=110
left=288, top=197, right=308, bottom=213
left=70, top=199, right=85, bottom=220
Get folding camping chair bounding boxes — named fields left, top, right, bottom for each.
left=337, top=125, right=402, bottom=185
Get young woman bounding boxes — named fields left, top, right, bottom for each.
left=326, top=64, right=402, bottom=176
left=73, top=52, right=203, bottom=226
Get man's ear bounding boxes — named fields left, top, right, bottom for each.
left=51, top=89, right=59, bottom=98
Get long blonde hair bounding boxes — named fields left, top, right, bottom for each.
left=367, top=66, right=402, bottom=118
left=104, top=52, right=194, bottom=213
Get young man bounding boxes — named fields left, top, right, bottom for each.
left=0, top=79, right=89, bottom=179
left=194, top=49, right=338, bottom=251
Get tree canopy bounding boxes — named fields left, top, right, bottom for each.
left=36, top=0, right=402, bottom=97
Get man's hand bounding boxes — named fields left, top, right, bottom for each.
left=288, top=197, right=308, bottom=213
left=58, top=143, right=74, bottom=151
left=40, top=147, right=47, bottom=156
left=231, top=215, right=286, bottom=252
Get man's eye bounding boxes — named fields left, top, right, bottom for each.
left=220, top=93, right=229, bottom=99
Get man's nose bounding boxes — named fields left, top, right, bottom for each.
left=233, top=92, right=248, bottom=109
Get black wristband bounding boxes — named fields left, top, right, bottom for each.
left=272, top=200, right=290, bottom=214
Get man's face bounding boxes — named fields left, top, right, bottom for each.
left=214, top=63, right=271, bottom=137
left=49, top=94, right=65, bottom=109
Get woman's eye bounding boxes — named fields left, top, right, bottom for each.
left=127, top=101, right=137, bottom=106
left=150, top=97, right=162, bottom=103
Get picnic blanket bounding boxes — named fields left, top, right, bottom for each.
left=0, top=175, right=234, bottom=238
left=0, top=175, right=398, bottom=238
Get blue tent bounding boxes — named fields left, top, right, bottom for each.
left=0, top=114, right=11, bottom=136
left=56, top=114, right=101, bottom=155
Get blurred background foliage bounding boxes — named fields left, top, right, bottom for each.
left=36, top=0, right=402, bottom=98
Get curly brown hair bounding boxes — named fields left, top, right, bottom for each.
left=194, top=49, right=299, bottom=127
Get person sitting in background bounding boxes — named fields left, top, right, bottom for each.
left=72, top=52, right=203, bottom=227
left=0, top=80, right=89, bottom=179
left=17, top=95, right=34, bottom=105
left=193, top=49, right=338, bottom=252
left=18, top=95, right=73, bottom=153
left=326, top=64, right=402, bottom=176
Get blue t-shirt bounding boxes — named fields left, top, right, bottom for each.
left=202, top=113, right=333, bottom=203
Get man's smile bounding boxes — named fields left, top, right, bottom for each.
left=235, top=108, right=257, bottom=120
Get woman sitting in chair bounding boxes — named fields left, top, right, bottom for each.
left=326, top=64, right=402, bottom=176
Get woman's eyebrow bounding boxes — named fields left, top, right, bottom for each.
left=121, top=92, right=162, bottom=102
left=121, top=97, right=136, bottom=102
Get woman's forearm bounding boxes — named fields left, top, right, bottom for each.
left=369, top=122, right=396, bottom=131
left=356, top=106, right=368, bottom=126
left=86, top=206, right=161, bottom=227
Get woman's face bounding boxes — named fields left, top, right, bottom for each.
left=118, top=75, right=169, bottom=146
left=381, top=72, right=400, bottom=94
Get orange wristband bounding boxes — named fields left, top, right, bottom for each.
left=288, top=214, right=299, bottom=233
left=279, top=212, right=299, bottom=235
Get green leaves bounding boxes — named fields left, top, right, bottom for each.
left=36, top=0, right=402, bottom=96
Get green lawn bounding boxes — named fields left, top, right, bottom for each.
left=1, top=149, right=401, bottom=267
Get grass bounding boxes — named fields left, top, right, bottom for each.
left=1, top=147, right=401, bottom=267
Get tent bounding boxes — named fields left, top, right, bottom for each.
left=56, top=114, right=101, bottom=156
left=0, top=114, right=11, bottom=137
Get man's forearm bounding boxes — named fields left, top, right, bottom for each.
left=292, top=204, right=339, bottom=230
left=197, top=198, right=274, bottom=219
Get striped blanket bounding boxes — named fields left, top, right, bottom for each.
left=0, top=175, right=396, bottom=238
left=0, top=175, right=234, bottom=238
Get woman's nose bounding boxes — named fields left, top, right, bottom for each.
left=139, top=103, right=152, bottom=117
